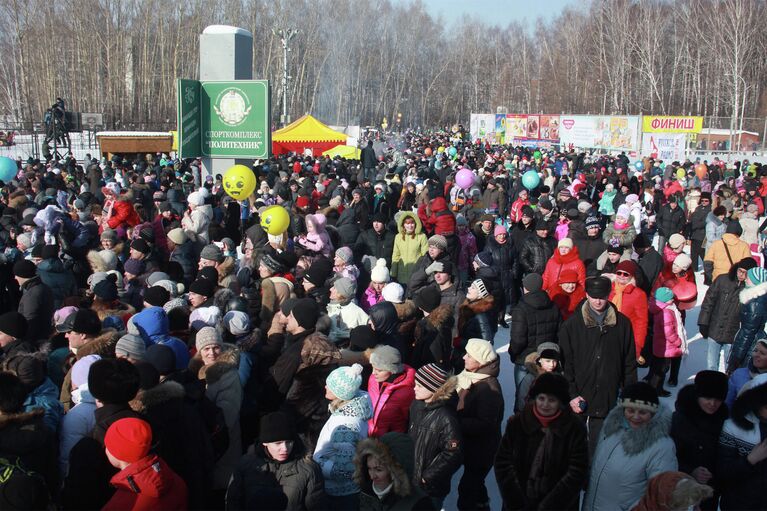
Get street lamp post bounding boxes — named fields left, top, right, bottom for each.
left=272, top=27, right=298, bottom=127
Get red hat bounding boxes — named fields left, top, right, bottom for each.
left=616, top=260, right=638, bottom=277
left=296, top=196, right=310, bottom=209
left=558, top=269, right=579, bottom=284
left=105, top=418, right=152, bottom=463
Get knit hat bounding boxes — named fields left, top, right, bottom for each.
left=465, top=338, right=497, bottom=365
left=470, top=279, right=489, bottom=299
left=143, top=286, right=170, bottom=307
left=223, top=310, right=250, bottom=336
left=333, top=277, right=356, bottom=299
left=370, top=258, right=390, bottom=283
left=260, top=253, right=285, bottom=274
left=123, top=258, right=146, bottom=276
left=747, top=267, right=767, bottom=286
left=381, top=282, right=405, bottom=303
left=521, top=205, right=535, bottom=218
left=427, top=235, right=448, bottom=252
left=101, top=229, right=118, bottom=242
left=88, top=358, right=140, bottom=404
left=694, top=370, right=728, bottom=401
left=455, top=214, right=468, bottom=226
left=618, top=382, right=659, bottom=413
left=130, top=238, right=150, bottom=255
left=558, top=238, right=573, bottom=249
left=415, top=363, right=448, bottom=393
left=167, top=228, right=187, bottom=245
left=413, top=285, right=442, bottom=313
left=493, top=225, right=507, bottom=237
left=585, top=276, right=611, bottom=299
left=189, top=306, right=221, bottom=330
left=585, top=216, right=600, bottom=229
left=40, top=244, right=59, bottom=260
left=290, top=298, right=320, bottom=329
left=474, top=252, right=493, bottom=268
left=522, top=273, right=543, bottom=293
left=668, top=233, right=686, bottom=250
left=195, top=326, right=222, bottom=352
left=304, top=258, right=334, bottom=287
left=187, top=191, right=204, bottom=206
left=369, top=345, right=403, bottom=374
left=326, top=363, right=363, bottom=400
left=536, top=342, right=561, bottom=361
left=673, top=253, right=692, bottom=271
left=578, top=201, right=593, bottom=214
left=260, top=411, right=295, bottom=443
left=145, top=344, right=176, bottom=376
left=529, top=372, right=570, bottom=405
left=93, top=278, right=118, bottom=301
left=0, top=312, right=27, bottom=340
left=189, top=278, right=216, bottom=298
left=349, top=325, right=377, bottom=352
left=335, top=246, right=354, bottom=264
left=71, top=354, right=101, bottom=388
left=115, top=334, right=146, bottom=360
left=12, top=260, right=36, bottom=279
left=616, top=260, right=638, bottom=277
left=633, top=234, right=651, bottom=250
left=200, top=244, right=224, bottom=263
left=72, top=309, right=102, bottom=336
left=198, top=266, right=219, bottom=283
left=558, top=269, right=579, bottom=285
left=725, top=221, right=743, bottom=235
left=616, top=204, right=631, bottom=219
left=625, top=194, right=639, bottom=205
left=655, top=287, right=674, bottom=303
left=105, top=418, right=152, bottom=463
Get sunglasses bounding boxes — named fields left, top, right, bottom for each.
left=616, top=271, right=631, bottom=277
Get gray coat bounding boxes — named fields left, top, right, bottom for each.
left=582, top=406, right=677, bottom=511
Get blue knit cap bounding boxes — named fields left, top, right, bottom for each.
left=326, top=363, right=363, bottom=400
left=747, top=267, right=767, bottom=286
left=655, top=287, right=674, bottom=303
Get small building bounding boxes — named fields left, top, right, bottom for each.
left=96, top=131, right=173, bottom=160
left=695, top=128, right=760, bottom=152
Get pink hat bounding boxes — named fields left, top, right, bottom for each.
left=494, top=225, right=507, bottom=236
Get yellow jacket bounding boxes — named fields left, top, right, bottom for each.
left=705, top=233, right=751, bottom=280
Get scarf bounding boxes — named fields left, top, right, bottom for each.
left=612, top=282, right=627, bottom=311
left=455, top=369, right=491, bottom=392
left=614, top=220, right=629, bottom=230
left=373, top=482, right=393, bottom=500
left=533, top=406, right=562, bottom=429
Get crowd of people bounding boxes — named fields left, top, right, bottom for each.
left=0, top=130, right=766, bottom=510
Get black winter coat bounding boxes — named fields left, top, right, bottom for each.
left=457, top=360, right=504, bottom=469
left=558, top=302, right=637, bottom=418
left=510, top=291, right=561, bottom=364
left=483, top=237, right=518, bottom=291
left=226, top=441, right=326, bottom=510
left=511, top=222, right=536, bottom=250
left=494, top=404, right=589, bottom=510
left=408, top=305, right=453, bottom=370
left=636, top=248, right=664, bottom=294
left=354, top=227, right=395, bottom=266
left=18, top=276, right=54, bottom=342
left=671, top=385, right=727, bottom=493
left=698, top=269, right=745, bottom=344
left=573, top=235, right=607, bottom=276
left=0, top=409, right=58, bottom=495
left=519, top=235, right=555, bottom=276
left=656, top=203, right=686, bottom=238
left=408, top=380, right=463, bottom=500
left=689, top=204, right=711, bottom=241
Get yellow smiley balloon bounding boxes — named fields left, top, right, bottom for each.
left=222, top=164, right=256, bottom=201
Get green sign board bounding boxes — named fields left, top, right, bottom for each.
left=177, top=79, right=201, bottom=159
left=176, top=79, right=271, bottom=159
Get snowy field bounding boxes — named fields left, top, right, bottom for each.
left=444, top=269, right=713, bottom=510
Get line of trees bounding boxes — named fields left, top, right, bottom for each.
left=1, top=0, right=766, bottom=132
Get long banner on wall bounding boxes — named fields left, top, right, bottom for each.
left=559, top=115, right=641, bottom=152
left=640, top=133, right=687, bottom=161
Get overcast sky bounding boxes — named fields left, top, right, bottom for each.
left=391, top=0, right=581, bottom=28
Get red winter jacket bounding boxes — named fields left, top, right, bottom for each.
left=418, top=197, right=456, bottom=236
left=542, top=246, right=586, bottom=292
left=548, top=284, right=585, bottom=321
left=107, top=198, right=142, bottom=230
left=103, top=455, right=188, bottom=511
left=609, top=282, right=649, bottom=357
left=650, top=299, right=684, bottom=359
left=367, top=365, right=416, bottom=437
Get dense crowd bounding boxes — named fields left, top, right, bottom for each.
left=0, top=131, right=766, bottom=510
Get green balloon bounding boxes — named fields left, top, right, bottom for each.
left=533, top=150, right=542, bottom=159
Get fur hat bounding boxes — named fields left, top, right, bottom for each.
left=369, top=345, right=403, bottom=374
left=694, top=370, right=728, bottom=401
left=326, top=363, right=363, bottom=401
left=529, top=372, right=570, bottom=405
left=260, top=411, right=295, bottom=443
left=88, top=358, right=140, bottom=404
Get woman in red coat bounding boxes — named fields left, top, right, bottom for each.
left=542, top=238, right=586, bottom=292
left=367, top=345, right=416, bottom=437
left=608, top=260, right=649, bottom=362
left=547, top=269, right=586, bottom=321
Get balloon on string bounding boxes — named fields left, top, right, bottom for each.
left=0, top=156, right=18, bottom=183
left=694, top=164, right=707, bottom=179
left=260, top=205, right=290, bottom=235
left=659, top=162, right=666, bottom=170
left=448, top=146, right=457, bottom=157
left=455, top=168, right=475, bottom=190
left=533, top=150, right=542, bottom=160
left=437, top=146, right=445, bottom=154
left=634, top=161, right=643, bottom=171
left=222, top=164, right=256, bottom=201
left=424, top=147, right=432, bottom=156
left=676, top=168, right=686, bottom=180
left=521, top=170, right=541, bottom=190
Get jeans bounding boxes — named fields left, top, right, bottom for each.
left=707, top=339, right=732, bottom=371
left=513, top=364, right=528, bottom=389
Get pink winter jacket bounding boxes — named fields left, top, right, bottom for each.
left=649, top=299, right=684, bottom=359
left=361, top=286, right=383, bottom=312
left=367, top=365, right=416, bottom=437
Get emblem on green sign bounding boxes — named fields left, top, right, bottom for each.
left=214, top=87, right=252, bottom=126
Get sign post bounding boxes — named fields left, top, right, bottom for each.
left=177, top=79, right=201, bottom=158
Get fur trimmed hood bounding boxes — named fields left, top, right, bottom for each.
left=425, top=304, right=453, bottom=329
left=0, top=408, right=44, bottom=430
left=76, top=328, right=120, bottom=359
left=428, top=376, right=458, bottom=404
left=581, top=301, right=618, bottom=329
left=523, top=350, right=546, bottom=376
left=393, top=300, right=419, bottom=321
left=740, top=281, right=767, bottom=304
left=189, top=343, right=240, bottom=385
left=354, top=435, right=413, bottom=497
left=130, top=380, right=186, bottom=414
left=602, top=404, right=672, bottom=455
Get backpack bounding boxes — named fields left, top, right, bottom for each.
left=0, top=456, right=49, bottom=509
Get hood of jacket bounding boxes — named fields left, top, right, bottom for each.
left=333, top=391, right=373, bottom=420
left=305, top=213, right=327, bottom=231
left=132, top=306, right=170, bottom=340
left=76, top=328, right=120, bottom=359
left=706, top=212, right=723, bottom=226
left=190, top=344, right=240, bottom=385
left=0, top=409, right=47, bottom=455
left=602, top=404, right=672, bottom=455
left=721, top=233, right=743, bottom=246
left=354, top=434, right=415, bottom=497
left=393, top=300, right=419, bottom=321
left=38, top=258, right=66, bottom=273
left=429, top=197, right=448, bottom=213
left=394, top=210, right=423, bottom=234
left=522, top=289, right=555, bottom=310
left=110, top=455, right=176, bottom=499
left=130, top=380, right=186, bottom=414
left=740, top=281, right=767, bottom=304
left=674, top=383, right=728, bottom=428
left=368, top=301, right=400, bottom=336
left=523, top=351, right=547, bottom=376
left=426, top=377, right=458, bottom=406
left=425, top=303, right=453, bottom=330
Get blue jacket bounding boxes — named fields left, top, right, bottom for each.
left=24, top=377, right=65, bottom=433
left=726, top=366, right=756, bottom=409
left=132, top=307, right=190, bottom=370
left=728, top=282, right=767, bottom=373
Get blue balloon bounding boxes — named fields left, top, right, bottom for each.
left=0, top=157, right=17, bottom=182
left=521, top=170, right=540, bottom=190
left=634, top=161, right=643, bottom=171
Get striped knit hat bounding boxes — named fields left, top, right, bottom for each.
left=747, top=267, right=767, bottom=286
left=470, top=279, right=489, bottom=299
left=415, top=363, right=448, bottom=393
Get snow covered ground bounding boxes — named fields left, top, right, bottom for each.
left=443, top=269, right=712, bottom=510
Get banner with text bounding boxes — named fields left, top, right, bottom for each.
left=642, top=115, right=703, bottom=133
left=641, top=132, right=687, bottom=161
left=559, top=115, right=641, bottom=152
left=470, top=114, right=496, bottom=141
